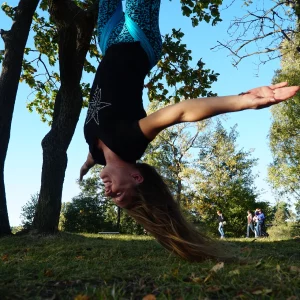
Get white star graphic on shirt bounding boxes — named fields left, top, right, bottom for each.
left=85, top=85, right=111, bottom=125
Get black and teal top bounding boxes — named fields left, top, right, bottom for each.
left=84, top=0, right=162, bottom=165
left=84, top=42, right=151, bottom=165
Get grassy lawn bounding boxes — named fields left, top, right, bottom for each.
left=0, top=233, right=299, bottom=299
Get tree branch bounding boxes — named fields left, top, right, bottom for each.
left=212, top=1, right=299, bottom=67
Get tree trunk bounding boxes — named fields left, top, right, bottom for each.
left=33, top=0, right=96, bottom=233
left=117, top=207, right=121, bottom=231
left=176, top=178, right=182, bottom=203
left=0, top=0, right=40, bottom=236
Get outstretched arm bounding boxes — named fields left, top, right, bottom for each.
left=79, top=152, right=96, bottom=181
left=139, top=82, right=299, bottom=140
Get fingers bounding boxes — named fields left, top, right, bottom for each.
left=79, top=165, right=87, bottom=182
left=274, top=86, right=300, bottom=100
left=270, top=82, right=288, bottom=89
left=289, top=86, right=300, bottom=93
left=79, top=172, right=84, bottom=182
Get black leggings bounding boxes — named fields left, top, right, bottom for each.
left=97, top=0, right=162, bottom=68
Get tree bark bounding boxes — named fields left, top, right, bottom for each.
left=33, top=0, right=96, bottom=233
left=0, top=0, right=40, bottom=236
left=117, top=207, right=121, bottom=231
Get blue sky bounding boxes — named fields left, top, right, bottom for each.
left=1, top=0, right=281, bottom=226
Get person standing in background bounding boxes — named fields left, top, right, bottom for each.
left=246, top=210, right=255, bottom=238
left=217, top=210, right=226, bottom=239
left=257, top=208, right=266, bottom=237
left=254, top=209, right=261, bottom=237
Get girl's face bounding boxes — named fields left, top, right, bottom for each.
left=100, top=164, right=143, bottom=208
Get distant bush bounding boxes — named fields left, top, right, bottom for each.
left=62, top=195, right=116, bottom=233
left=268, top=222, right=300, bottom=239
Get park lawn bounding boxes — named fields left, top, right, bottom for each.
left=0, top=233, right=299, bottom=300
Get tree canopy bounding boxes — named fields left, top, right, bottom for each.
left=268, top=34, right=300, bottom=216
left=192, top=121, right=260, bottom=236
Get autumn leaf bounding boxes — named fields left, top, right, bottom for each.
left=1, top=254, right=9, bottom=261
left=289, top=266, right=300, bottom=273
left=172, top=268, right=179, bottom=277
left=74, top=295, right=90, bottom=300
left=142, top=294, right=156, bottom=300
left=276, top=264, right=280, bottom=272
left=44, top=269, right=54, bottom=277
left=251, top=289, right=263, bottom=295
left=255, top=259, right=263, bottom=268
left=228, top=269, right=240, bottom=276
left=251, top=288, right=272, bottom=295
left=240, top=247, right=251, bottom=253
left=204, top=273, right=213, bottom=283
left=191, top=277, right=202, bottom=283
left=206, top=286, right=221, bottom=292
left=204, top=262, right=224, bottom=282
left=187, top=272, right=204, bottom=284
left=234, top=291, right=247, bottom=299
left=210, top=262, right=224, bottom=273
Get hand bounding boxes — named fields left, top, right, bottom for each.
left=241, top=82, right=300, bottom=109
left=79, top=152, right=96, bottom=181
left=79, top=163, right=90, bottom=181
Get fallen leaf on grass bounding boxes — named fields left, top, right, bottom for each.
left=233, top=291, right=248, bottom=299
left=74, top=295, right=90, bottom=300
left=142, top=294, right=156, bottom=300
left=251, top=288, right=272, bottom=295
left=240, top=247, right=251, bottom=253
left=204, top=273, right=213, bottom=283
left=276, top=264, right=280, bottom=272
left=255, top=259, right=263, bottom=268
left=228, top=269, right=240, bottom=276
left=184, top=273, right=203, bottom=284
left=204, top=262, right=224, bottom=282
left=191, top=277, right=202, bottom=283
left=289, top=266, right=300, bottom=273
left=286, top=296, right=298, bottom=300
left=44, top=269, right=54, bottom=277
left=172, top=268, right=179, bottom=277
left=206, top=286, right=221, bottom=292
left=1, top=254, right=9, bottom=261
left=210, top=262, right=224, bottom=273
left=252, top=290, right=263, bottom=295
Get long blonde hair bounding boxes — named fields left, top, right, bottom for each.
left=126, top=163, right=235, bottom=262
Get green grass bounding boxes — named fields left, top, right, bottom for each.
left=0, top=233, right=299, bottom=299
